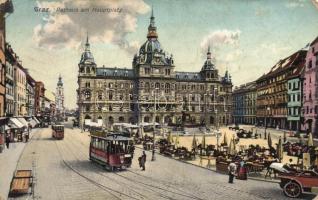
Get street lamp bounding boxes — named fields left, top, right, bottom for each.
left=152, top=87, right=159, bottom=161
left=265, top=107, right=270, bottom=139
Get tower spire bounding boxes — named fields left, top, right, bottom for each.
left=207, top=44, right=211, bottom=60
left=147, top=6, right=158, bottom=39
left=85, top=31, right=90, bottom=50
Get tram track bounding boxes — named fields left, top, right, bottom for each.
left=63, top=130, right=204, bottom=200
left=54, top=139, right=141, bottom=200
left=62, top=133, right=174, bottom=200
left=66, top=129, right=207, bottom=199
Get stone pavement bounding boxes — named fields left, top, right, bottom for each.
left=0, top=128, right=38, bottom=200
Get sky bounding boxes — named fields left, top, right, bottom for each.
left=5, top=0, right=318, bottom=109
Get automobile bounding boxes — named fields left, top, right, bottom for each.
left=279, top=170, right=318, bottom=198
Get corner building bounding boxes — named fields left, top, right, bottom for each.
left=77, top=12, right=232, bottom=128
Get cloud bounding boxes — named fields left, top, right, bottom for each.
left=33, top=0, right=150, bottom=54
left=200, top=29, right=241, bottom=58
left=199, top=29, right=241, bottom=72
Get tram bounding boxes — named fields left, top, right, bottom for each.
left=89, top=134, right=134, bottom=171
left=52, top=125, right=64, bottom=139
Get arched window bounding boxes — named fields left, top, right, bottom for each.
left=98, top=91, right=103, bottom=100
left=145, top=82, right=150, bottom=93
left=119, top=116, right=124, bottom=122
left=86, top=67, right=90, bottom=73
left=84, top=91, right=91, bottom=100
left=165, top=83, right=170, bottom=93
left=155, top=82, right=160, bottom=89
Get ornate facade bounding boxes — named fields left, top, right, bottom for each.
left=77, top=11, right=232, bottom=128
left=55, top=75, right=65, bottom=119
left=303, top=37, right=318, bottom=136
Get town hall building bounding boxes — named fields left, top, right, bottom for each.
left=77, top=11, right=233, bottom=128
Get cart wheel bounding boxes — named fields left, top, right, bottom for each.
left=283, top=181, right=302, bottom=198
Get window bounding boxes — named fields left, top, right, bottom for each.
left=165, top=69, right=170, bottom=75
left=85, top=82, right=90, bottom=88
left=165, top=83, right=170, bottom=93
left=155, top=82, right=160, bottom=89
left=109, top=105, right=112, bottom=111
left=145, top=68, right=150, bottom=74
left=84, top=91, right=91, bottom=100
left=145, top=82, right=150, bottom=93
left=308, top=60, right=312, bottom=69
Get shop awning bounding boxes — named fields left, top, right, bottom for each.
left=9, top=118, right=24, bottom=129
left=16, top=117, right=28, bottom=127
left=29, top=119, right=37, bottom=127
left=33, top=117, right=40, bottom=124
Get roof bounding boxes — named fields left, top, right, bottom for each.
left=257, top=50, right=307, bottom=82
left=310, top=36, right=318, bottom=46
left=233, top=81, right=257, bottom=94
left=91, top=134, right=133, bottom=141
left=175, top=72, right=204, bottom=81
left=96, top=67, right=134, bottom=78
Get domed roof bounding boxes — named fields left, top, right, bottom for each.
left=201, top=45, right=215, bottom=71
left=139, top=39, right=161, bottom=55
left=79, top=35, right=95, bottom=64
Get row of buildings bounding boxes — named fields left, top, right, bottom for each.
left=233, top=37, right=318, bottom=137
left=0, top=1, right=64, bottom=128
left=77, top=10, right=233, bottom=128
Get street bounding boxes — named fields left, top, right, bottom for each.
left=5, top=122, right=314, bottom=200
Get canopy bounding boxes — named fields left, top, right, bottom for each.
left=267, top=133, right=272, bottom=148
left=17, top=117, right=28, bottom=127
left=28, top=119, right=37, bottom=128
left=192, top=134, right=197, bottom=150
left=5, top=125, right=10, bottom=130
left=9, top=118, right=24, bottom=129
left=33, top=117, right=40, bottom=124
left=277, top=137, right=283, bottom=161
left=175, top=133, right=180, bottom=148
left=307, top=133, right=314, bottom=147
left=201, top=134, right=206, bottom=149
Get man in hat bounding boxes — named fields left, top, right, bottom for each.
left=228, top=161, right=237, bottom=183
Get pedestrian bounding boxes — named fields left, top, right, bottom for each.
left=228, top=161, right=237, bottom=183
left=139, top=151, right=147, bottom=171
left=5, top=133, right=10, bottom=149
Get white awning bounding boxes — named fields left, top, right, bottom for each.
left=28, top=119, right=37, bottom=127
left=9, top=118, right=24, bottom=129
left=17, top=117, right=28, bottom=127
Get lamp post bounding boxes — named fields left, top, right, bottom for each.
left=152, top=88, right=159, bottom=161
left=265, top=107, right=270, bottom=139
